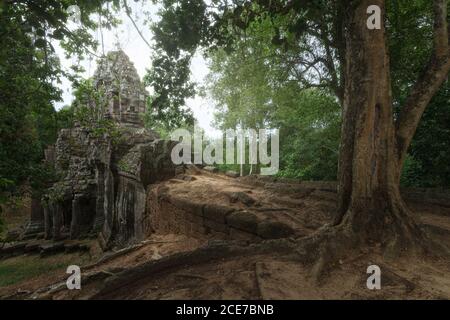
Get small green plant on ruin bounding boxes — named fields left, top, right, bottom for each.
left=43, top=182, right=66, bottom=206
left=117, top=158, right=132, bottom=173
left=72, top=79, right=121, bottom=145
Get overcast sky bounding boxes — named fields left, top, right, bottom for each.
left=54, top=2, right=220, bottom=137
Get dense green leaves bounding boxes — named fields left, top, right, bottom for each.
left=0, top=10, right=58, bottom=196
left=151, top=0, right=208, bottom=56
left=205, top=15, right=340, bottom=179
left=0, top=0, right=116, bottom=201
left=402, top=83, right=450, bottom=187
left=151, top=0, right=450, bottom=186
left=388, top=0, right=450, bottom=187
left=144, top=50, right=195, bottom=132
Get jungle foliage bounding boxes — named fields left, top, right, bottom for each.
left=148, top=0, right=450, bottom=186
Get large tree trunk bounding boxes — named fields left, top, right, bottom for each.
left=334, top=0, right=424, bottom=252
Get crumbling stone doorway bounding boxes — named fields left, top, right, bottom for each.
left=71, top=196, right=96, bottom=239
left=61, top=199, right=72, bottom=235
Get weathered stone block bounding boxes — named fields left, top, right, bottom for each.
left=203, top=204, right=234, bottom=223
left=204, top=218, right=230, bottom=235
left=185, top=211, right=204, bottom=225
left=39, top=242, right=65, bottom=257
left=1, top=242, right=27, bottom=255
left=191, top=223, right=207, bottom=236
left=226, top=191, right=256, bottom=206
left=24, top=242, right=41, bottom=253
left=225, top=171, right=239, bottom=178
left=176, top=174, right=197, bottom=182
left=169, top=196, right=203, bottom=216
left=226, top=211, right=259, bottom=234
left=229, top=228, right=259, bottom=242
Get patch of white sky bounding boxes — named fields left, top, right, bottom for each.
left=54, top=1, right=221, bottom=138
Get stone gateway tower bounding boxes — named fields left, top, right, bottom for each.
left=93, top=50, right=147, bottom=127
left=26, top=51, right=179, bottom=249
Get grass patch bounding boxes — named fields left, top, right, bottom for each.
left=0, top=253, right=91, bottom=288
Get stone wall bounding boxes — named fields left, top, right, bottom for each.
left=146, top=184, right=295, bottom=242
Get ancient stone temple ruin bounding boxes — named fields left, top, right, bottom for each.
left=93, top=50, right=147, bottom=127
left=25, top=51, right=178, bottom=249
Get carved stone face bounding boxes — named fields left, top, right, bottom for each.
left=93, top=50, right=148, bottom=126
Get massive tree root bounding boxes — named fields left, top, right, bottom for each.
left=293, top=193, right=450, bottom=284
